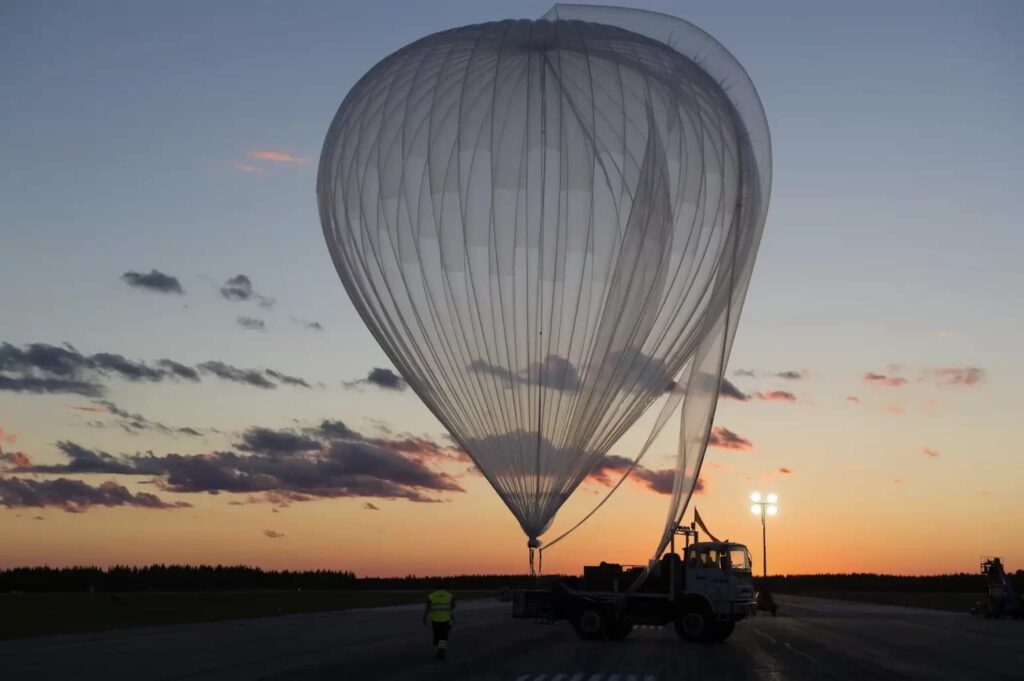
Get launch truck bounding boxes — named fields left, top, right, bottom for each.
left=513, top=539, right=757, bottom=643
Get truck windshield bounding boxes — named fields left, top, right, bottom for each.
left=729, top=547, right=752, bottom=573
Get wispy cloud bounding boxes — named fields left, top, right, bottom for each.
left=864, top=372, right=908, bottom=388
left=932, top=367, right=984, bottom=386
left=262, top=529, right=285, bottom=539
left=121, top=269, right=184, bottom=295
left=0, top=448, right=31, bottom=469
left=292, top=318, right=324, bottom=332
left=884, top=404, right=904, bottom=415
left=732, top=369, right=805, bottom=380
left=757, top=390, right=797, bottom=403
left=232, top=162, right=265, bottom=175
left=846, top=396, right=861, bottom=405
left=708, top=426, right=753, bottom=452
left=364, top=502, right=380, bottom=511
left=778, top=467, right=793, bottom=474
left=220, top=275, right=275, bottom=308
left=247, top=150, right=312, bottom=166
left=0, top=428, right=17, bottom=445
left=923, top=447, right=940, bottom=458
left=719, top=378, right=750, bottom=401
left=237, top=316, right=266, bottom=332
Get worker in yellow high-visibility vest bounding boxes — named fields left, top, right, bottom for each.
left=422, top=588, right=456, bottom=659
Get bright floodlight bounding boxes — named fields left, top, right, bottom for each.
left=751, top=492, right=762, bottom=502
left=767, top=505, right=778, bottom=516
left=750, top=504, right=761, bottom=515
left=766, top=493, right=778, bottom=504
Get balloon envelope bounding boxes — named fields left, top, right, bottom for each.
left=318, top=13, right=770, bottom=545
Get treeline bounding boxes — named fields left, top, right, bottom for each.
left=0, top=565, right=540, bottom=593
left=757, top=572, right=1024, bottom=594
left=5, top=565, right=1023, bottom=594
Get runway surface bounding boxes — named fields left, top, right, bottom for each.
left=2, top=595, right=1022, bottom=680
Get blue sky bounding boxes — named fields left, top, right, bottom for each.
left=1, top=1, right=1021, bottom=574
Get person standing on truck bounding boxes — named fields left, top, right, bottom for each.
left=423, top=588, right=456, bottom=659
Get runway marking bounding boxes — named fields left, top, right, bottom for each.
left=516, top=674, right=656, bottom=681
left=751, top=625, right=821, bottom=665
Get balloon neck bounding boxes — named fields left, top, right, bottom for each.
left=527, top=537, right=542, bottom=549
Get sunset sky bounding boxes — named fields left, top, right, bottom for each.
left=2, top=0, right=1021, bottom=577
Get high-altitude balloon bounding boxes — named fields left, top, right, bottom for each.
left=318, top=5, right=771, bottom=556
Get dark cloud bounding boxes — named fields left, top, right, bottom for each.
left=0, top=374, right=103, bottom=397
left=317, top=420, right=356, bottom=440
left=0, top=342, right=247, bottom=397
left=23, top=441, right=140, bottom=475
left=525, top=356, right=582, bottom=391
left=468, top=355, right=585, bottom=392
left=262, top=529, right=285, bottom=539
left=933, top=367, right=984, bottom=386
left=198, top=361, right=275, bottom=389
left=366, top=368, right=404, bottom=391
left=0, top=476, right=189, bottom=512
left=778, top=467, right=793, bottom=474
left=757, top=390, right=797, bottom=403
left=90, top=353, right=166, bottom=382
left=92, top=401, right=204, bottom=438
left=237, top=317, right=266, bottom=332
left=156, top=360, right=200, bottom=382
left=264, top=370, right=311, bottom=388
left=602, top=348, right=675, bottom=394
left=720, top=378, right=751, bottom=401
left=467, top=360, right=517, bottom=387
left=363, top=502, right=380, bottom=511
left=345, top=367, right=406, bottom=391
left=708, top=426, right=753, bottom=452
left=121, top=269, right=184, bottom=294
left=292, top=319, right=325, bottom=332
left=587, top=454, right=702, bottom=496
left=470, top=349, right=673, bottom=395
left=220, top=275, right=274, bottom=307
left=0, top=342, right=87, bottom=377
left=26, top=420, right=466, bottom=505
left=237, top=428, right=322, bottom=456
left=0, top=449, right=31, bottom=469
left=220, top=274, right=255, bottom=301
left=864, top=372, right=908, bottom=388
left=731, top=369, right=805, bottom=380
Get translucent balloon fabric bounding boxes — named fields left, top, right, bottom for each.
left=318, top=7, right=771, bottom=554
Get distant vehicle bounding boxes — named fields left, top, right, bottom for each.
left=971, top=557, right=1022, bottom=619
left=513, top=541, right=756, bottom=643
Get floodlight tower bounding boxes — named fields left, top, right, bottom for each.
left=750, top=492, right=778, bottom=577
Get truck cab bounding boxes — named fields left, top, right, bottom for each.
left=682, top=542, right=755, bottom=621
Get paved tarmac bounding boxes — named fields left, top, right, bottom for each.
left=1, top=595, right=1022, bottom=680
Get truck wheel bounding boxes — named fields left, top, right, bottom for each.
left=572, top=609, right=605, bottom=641
left=674, top=605, right=712, bottom=642
left=607, top=619, right=633, bottom=641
